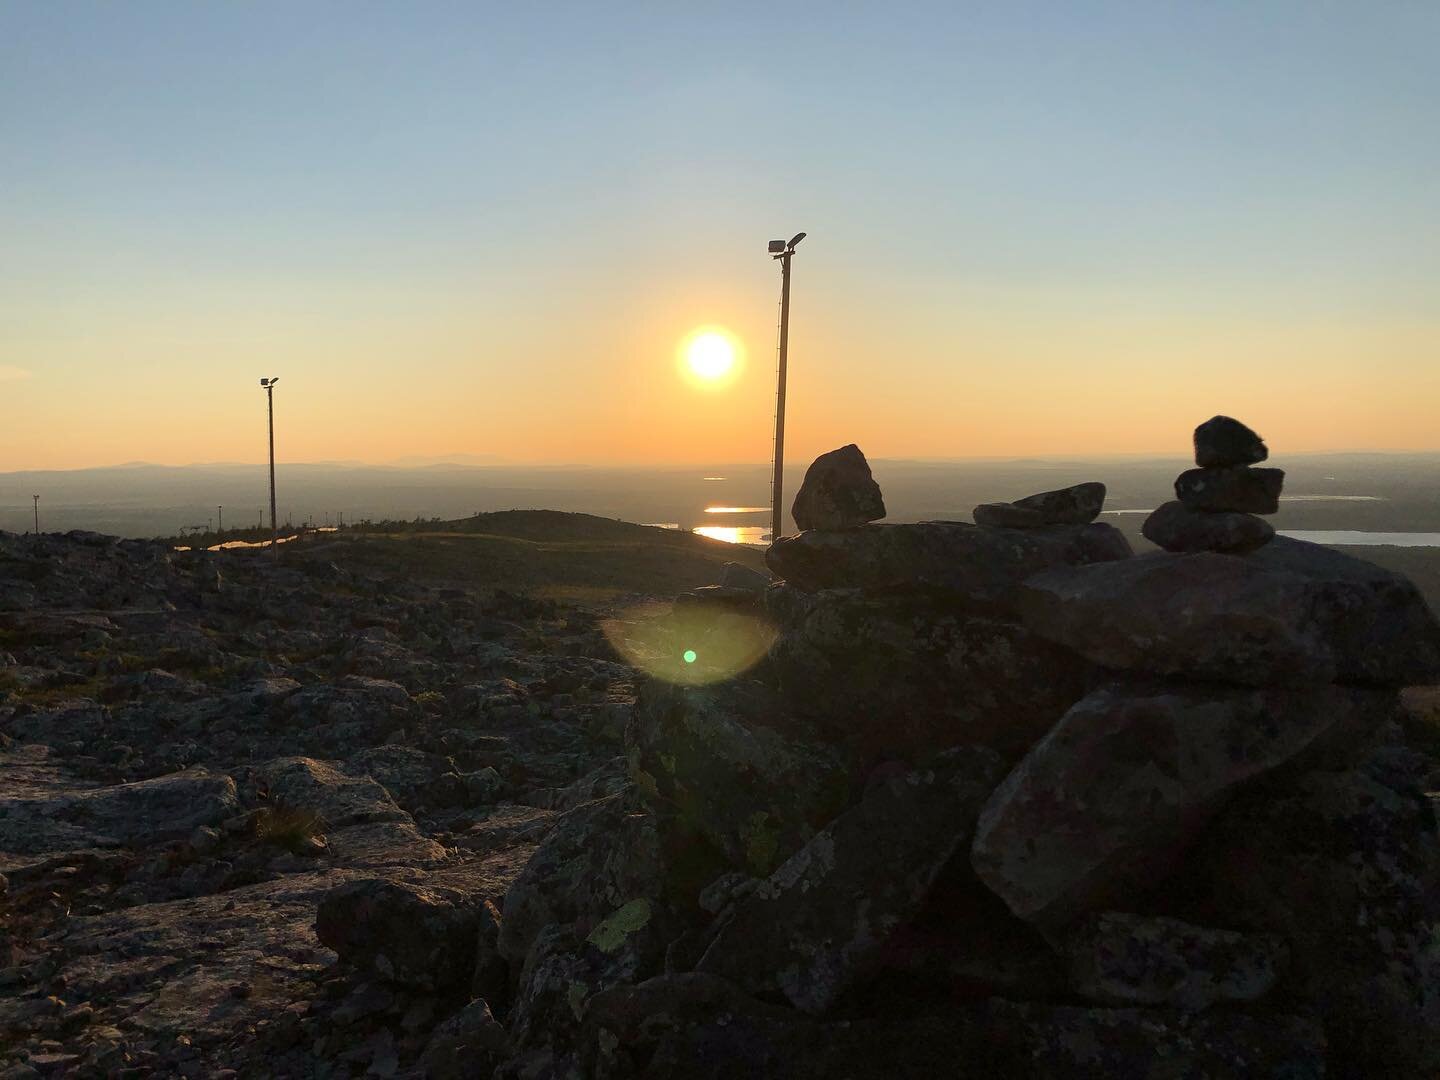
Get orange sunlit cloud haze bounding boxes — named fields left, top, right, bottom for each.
left=2, top=4, right=1437, bottom=471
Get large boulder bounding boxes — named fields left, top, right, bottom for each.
left=970, top=682, right=1391, bottom=925
left=497, top=792, right=664, bottom=967
left=1141, top=500, right=1273, bottom=554
left=1193, top=415, right=1268, bottom=467
left=315, top=878, right=484, bottom=993
left=695, top=746, right=1005, bottom=1014
left=768, top=588, right=1092, bottom=763
left=1058, top=912, right=1286, bottom=1010
left=1174, top=465, right=1284, bottom=514
left=790, top=444, right=886, bottom=532
left=766, top=522, right=1132, bottom=613
left=1176, top=760, right=1440, bottom=1076
left=1018, top=540, right=1440, bottom=686
left=972, top=482, right=1106, bottom=529
left=627, top=680, right=849, bottom=877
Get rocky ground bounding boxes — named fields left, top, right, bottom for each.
left=0, top=515, right=760, bottom=1077
left=3, top=450, right=1440, bottom=1080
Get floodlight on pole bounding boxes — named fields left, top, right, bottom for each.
left=260, top=377, right=280, bottom=553
left=767, top=231, right=806, bottom=543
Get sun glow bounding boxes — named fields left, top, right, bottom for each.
left=677, top=327, right=744, bottom=387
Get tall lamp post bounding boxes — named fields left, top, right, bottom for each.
left=260, top=378, right=280, bottom=551
left=32, top=494, right=39, bottom=535
left=767, top=231, right=806, bottom=542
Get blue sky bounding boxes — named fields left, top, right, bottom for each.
left=3, top=2, right=1437, bottom=467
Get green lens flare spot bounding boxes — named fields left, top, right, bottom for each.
left=682, top=649, right=697, bottom=664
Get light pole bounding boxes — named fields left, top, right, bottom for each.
left=217, top=505, right=223, bottom=535
left=260, top=377, right=280, bottom=552
left=767, top=231, right=806, bottom=542
left=32, top=494, right=39, bottom=535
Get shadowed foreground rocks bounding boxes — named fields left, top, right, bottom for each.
left=3, top=437, right=1439, bottom=1078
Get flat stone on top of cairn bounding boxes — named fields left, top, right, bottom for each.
left=973, top=482, right=1107, bottom=529
left=791, top=444, right=886, bottom=533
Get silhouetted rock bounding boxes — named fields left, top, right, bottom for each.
left=695, top=746, right=1004, bottom=1013
left=1174, top=465, right=1285, bottom=514
left=971, top=683, right=1386, bottom=924
left=627, top=679, right=849, bottom=876
left=768, top=587, right=1091, bottom=763
left=315, top=878, right=483, bottom=993
left=1193, top=415, right=1268, bottom=468
left=1246, top=535, right=1440, bottom=684
left=972, top=481, right=1106, bottom=528
left=790, top=444, right=886, bottom=532
left=1058, top=912, right=1286, bottom=1009
left=1019, top=542, right=1440, bottom=686
left=766, top=521, right=1132, bottom=611
left=1178, top=758, right=1440, bottom=1076
left=1141, top=499, right=1273, bottom=553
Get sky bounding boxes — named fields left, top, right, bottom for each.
left=2, top=1, right=1437, bottom=470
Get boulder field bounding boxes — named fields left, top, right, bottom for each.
left=3, top=425, right=1439, bottom=1078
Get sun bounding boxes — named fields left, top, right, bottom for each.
left=678, top=327, right=743, bottom=386
left=687, top=332, right=735, bottom=379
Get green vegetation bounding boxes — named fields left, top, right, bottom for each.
left=252, top=805, right=327, bottom=855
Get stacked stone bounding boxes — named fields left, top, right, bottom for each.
left=972, top=481, right=1107, bottom=529
left=466, top=443, right=1440, bottom=1079
left=1143, top=416, right=1283, bottom=553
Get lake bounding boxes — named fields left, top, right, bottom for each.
left=1278, top=531, right=1440, bottom=548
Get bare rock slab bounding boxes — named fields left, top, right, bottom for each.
left=790, top=444, right=886, bottom=532
left=262, top=756, right=407, bottom=827
left=696, top=746, right=1005, bottom=1014
left=1141, top=500, right=1273, bottom=553
left=1193, top=415, right=1268, bottom=468
left=767, top=521, right=1132, bottom=612
left=1059, top=911, right=1286, bottom=1010
left=1175, top=465, right=1284, bottom=514
left=973, top=482, right=1106, bottom=529
left=971, top=682, right=1386, bottom=925
left=1018, top=541, right=1440, bottom=686
left=0, top=767, right=239, bottom=855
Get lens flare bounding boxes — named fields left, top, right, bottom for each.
left=604, top=601, right=775, bottom=686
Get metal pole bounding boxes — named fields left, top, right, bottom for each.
left=32, top=495, right=39, bottom=535
left=770, top=250, right=793, bottom=542
left=217, top=505, right=223, bottom=534
left=266, top=384, right=278, bottom=551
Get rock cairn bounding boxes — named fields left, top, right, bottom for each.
left=1143, top=415, right=1282, bottom=553
left=468, top=442, right=1440, bottom=1078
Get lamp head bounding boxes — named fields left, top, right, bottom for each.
left=789, top=232, right=806, bottom=248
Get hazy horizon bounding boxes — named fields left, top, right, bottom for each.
left=5, top=451, right=1439, bottom=541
